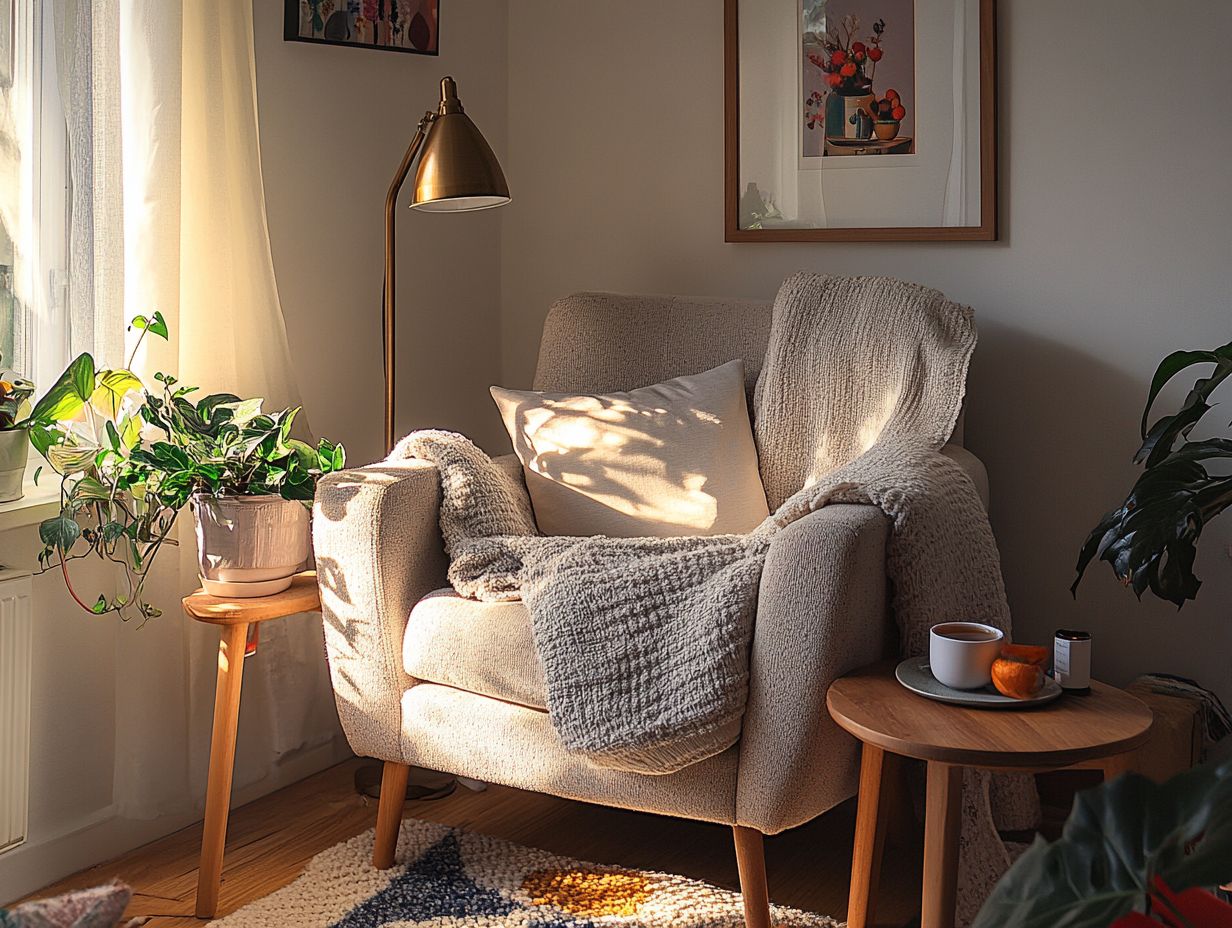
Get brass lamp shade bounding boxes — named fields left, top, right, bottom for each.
left=410, top=77, right=510, bottom=212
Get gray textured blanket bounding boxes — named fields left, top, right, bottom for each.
left=391, top=273, right=1011, bottom=773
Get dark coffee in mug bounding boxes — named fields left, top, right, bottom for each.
left=939, top=630, right=998, bottom=641
left=933, top=624, right=999, bottom=642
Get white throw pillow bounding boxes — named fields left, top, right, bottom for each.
left=491, top=360, right=770, bottom=538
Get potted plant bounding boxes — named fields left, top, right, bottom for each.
left=973, top=758, right=1232, bottom=927
left=1073, top=340, right=1232, bottom=606
left=30, top=313, right=345, bottom=620
left=0, top=357, right=35, bottom=502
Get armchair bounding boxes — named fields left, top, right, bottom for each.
left=313, top=292, right=988, bottom=928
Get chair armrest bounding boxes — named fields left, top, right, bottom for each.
left=941, top=442, right=989, bottom=509
left=735, top=504, right=891, bottom=834
left=313, top=459, right=448, bottom=760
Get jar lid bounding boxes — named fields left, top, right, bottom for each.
left=1055, top=628, right=1091, bottom=640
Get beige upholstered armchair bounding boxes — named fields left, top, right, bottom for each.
left=313, top=293, right=987, bottom=928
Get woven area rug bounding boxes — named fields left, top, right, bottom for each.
left=209, top=818, right=841, bottom=928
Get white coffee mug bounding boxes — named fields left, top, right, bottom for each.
left=929, top=621, right=1005, bottom=690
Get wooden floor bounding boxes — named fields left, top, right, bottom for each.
left=16, top=758, right=924, bottom=927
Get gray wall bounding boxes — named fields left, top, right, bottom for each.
left=500, top=1, right=1232, bottom=704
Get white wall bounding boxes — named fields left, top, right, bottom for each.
left=500, top=1, right=1232, bottom=706
left=253, top=0, right=510, bottom=461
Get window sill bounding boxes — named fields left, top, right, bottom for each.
left=0, top=477, right=59, bottom=533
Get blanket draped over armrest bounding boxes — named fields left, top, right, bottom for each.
left=390, top=273, right=1035, bottom=923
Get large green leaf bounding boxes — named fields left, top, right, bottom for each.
left=47, top=441, right=102, bottom=476
left=27, top=353, right=96, bottom=424
left=90, top=369, right=143, bottom=420
left=1135, top=341, right=1232, bottom=468
left=1073, top=441, right=1232, bottom=606
left=70, top=474, right=111, bottom=503
left=972, top=759, right=1232, bottom=928
left=218, top=397, right=265, bottom=429
left=38, top=511, right=82, bottom=552
left=1139, top=344, right=1232, bottom=436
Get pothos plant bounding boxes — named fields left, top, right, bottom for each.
left=1073, top=340, right=1232, bottom=607
left=30, top=313, right=345, bottom=621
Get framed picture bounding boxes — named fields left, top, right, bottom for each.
left=283, top=0, right=440, bottom=56
left=724, top=0, right=995, bottom=242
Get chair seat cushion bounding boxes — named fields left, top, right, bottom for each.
left=403, top=589, right=547, bottom=709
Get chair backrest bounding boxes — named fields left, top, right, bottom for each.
left=532, top=292, right=773, bottom=398
left=531, top=290, right=965, bottom=445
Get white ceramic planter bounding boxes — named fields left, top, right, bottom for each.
left=191, top=493, right=310, bottom=597
left=0, top=429, right=29, bottom=503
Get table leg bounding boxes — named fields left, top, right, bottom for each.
left=195, top=622, right=250, bottom=918
left=1101, top=750, right=1135, bottom=783
left=847, top=743, right=890, bottom=928
left=921, top=762, right=962, bottom=928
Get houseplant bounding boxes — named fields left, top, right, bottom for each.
left=972, top=758, right=1232, bottom=928
left=0, top=358, right=35, bottom=502
left=31, top=312, right=345, bottom=620
left=1073, top=340, right=1232, bottom=606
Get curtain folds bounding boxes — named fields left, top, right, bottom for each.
left=53, top=0, right=345, bottom=820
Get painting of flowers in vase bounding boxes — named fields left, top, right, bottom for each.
left=284, top=0, right=439, bottom=55
left=802, top=0, right=915, bottom=157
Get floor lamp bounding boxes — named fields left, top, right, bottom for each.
left=365, top=76, right=509, bottom=804
left=383, top=75, right=510, bottom=453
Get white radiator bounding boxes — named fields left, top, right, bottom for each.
left=0, top=568, right=32, bottom=854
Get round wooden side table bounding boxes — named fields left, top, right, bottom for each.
left=826, top=661, right=1153, bottom=928
left=184, top=570, right=321, bottom=919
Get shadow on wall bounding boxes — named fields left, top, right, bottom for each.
left=967, top=319, right=1232, bottom=695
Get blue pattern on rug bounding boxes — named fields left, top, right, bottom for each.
left=331, top=834, right=518, bottom=927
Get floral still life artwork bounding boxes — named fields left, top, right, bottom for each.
left=802, top=0, right=915, bottom=157
left=284, top=0, right=439, bottom=56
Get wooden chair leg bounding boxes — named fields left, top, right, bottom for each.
left=732, top=825, right=773, bottom=928
left=847, top=743, right=891, bottom=928
left=373, top=761, right=410, bottom=869
left=921, top=762, right=963, bottom=928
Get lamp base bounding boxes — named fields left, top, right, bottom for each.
left=353, top=760, right=459, bottom=802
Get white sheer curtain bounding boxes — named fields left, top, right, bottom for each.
left=53, top=0, right=345, bottom=819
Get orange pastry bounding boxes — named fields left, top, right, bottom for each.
left=990, top=643, right=1050, bottom=699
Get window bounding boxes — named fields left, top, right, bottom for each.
left=0, top=0, right=71, bottom=396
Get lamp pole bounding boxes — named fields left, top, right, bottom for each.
left=382, top=112, right=433, bottom=454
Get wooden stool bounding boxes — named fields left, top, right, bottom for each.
left=184, top=571, right=321, bottom=918
left=827, top=661, right=1153, bottom=928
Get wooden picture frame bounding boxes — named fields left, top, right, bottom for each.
left=724, top=0, right=996, bottom=242
left=283, top=0, right=440, bottom=56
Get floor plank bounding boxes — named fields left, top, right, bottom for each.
left=12, top=758, right=922, bottom=927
